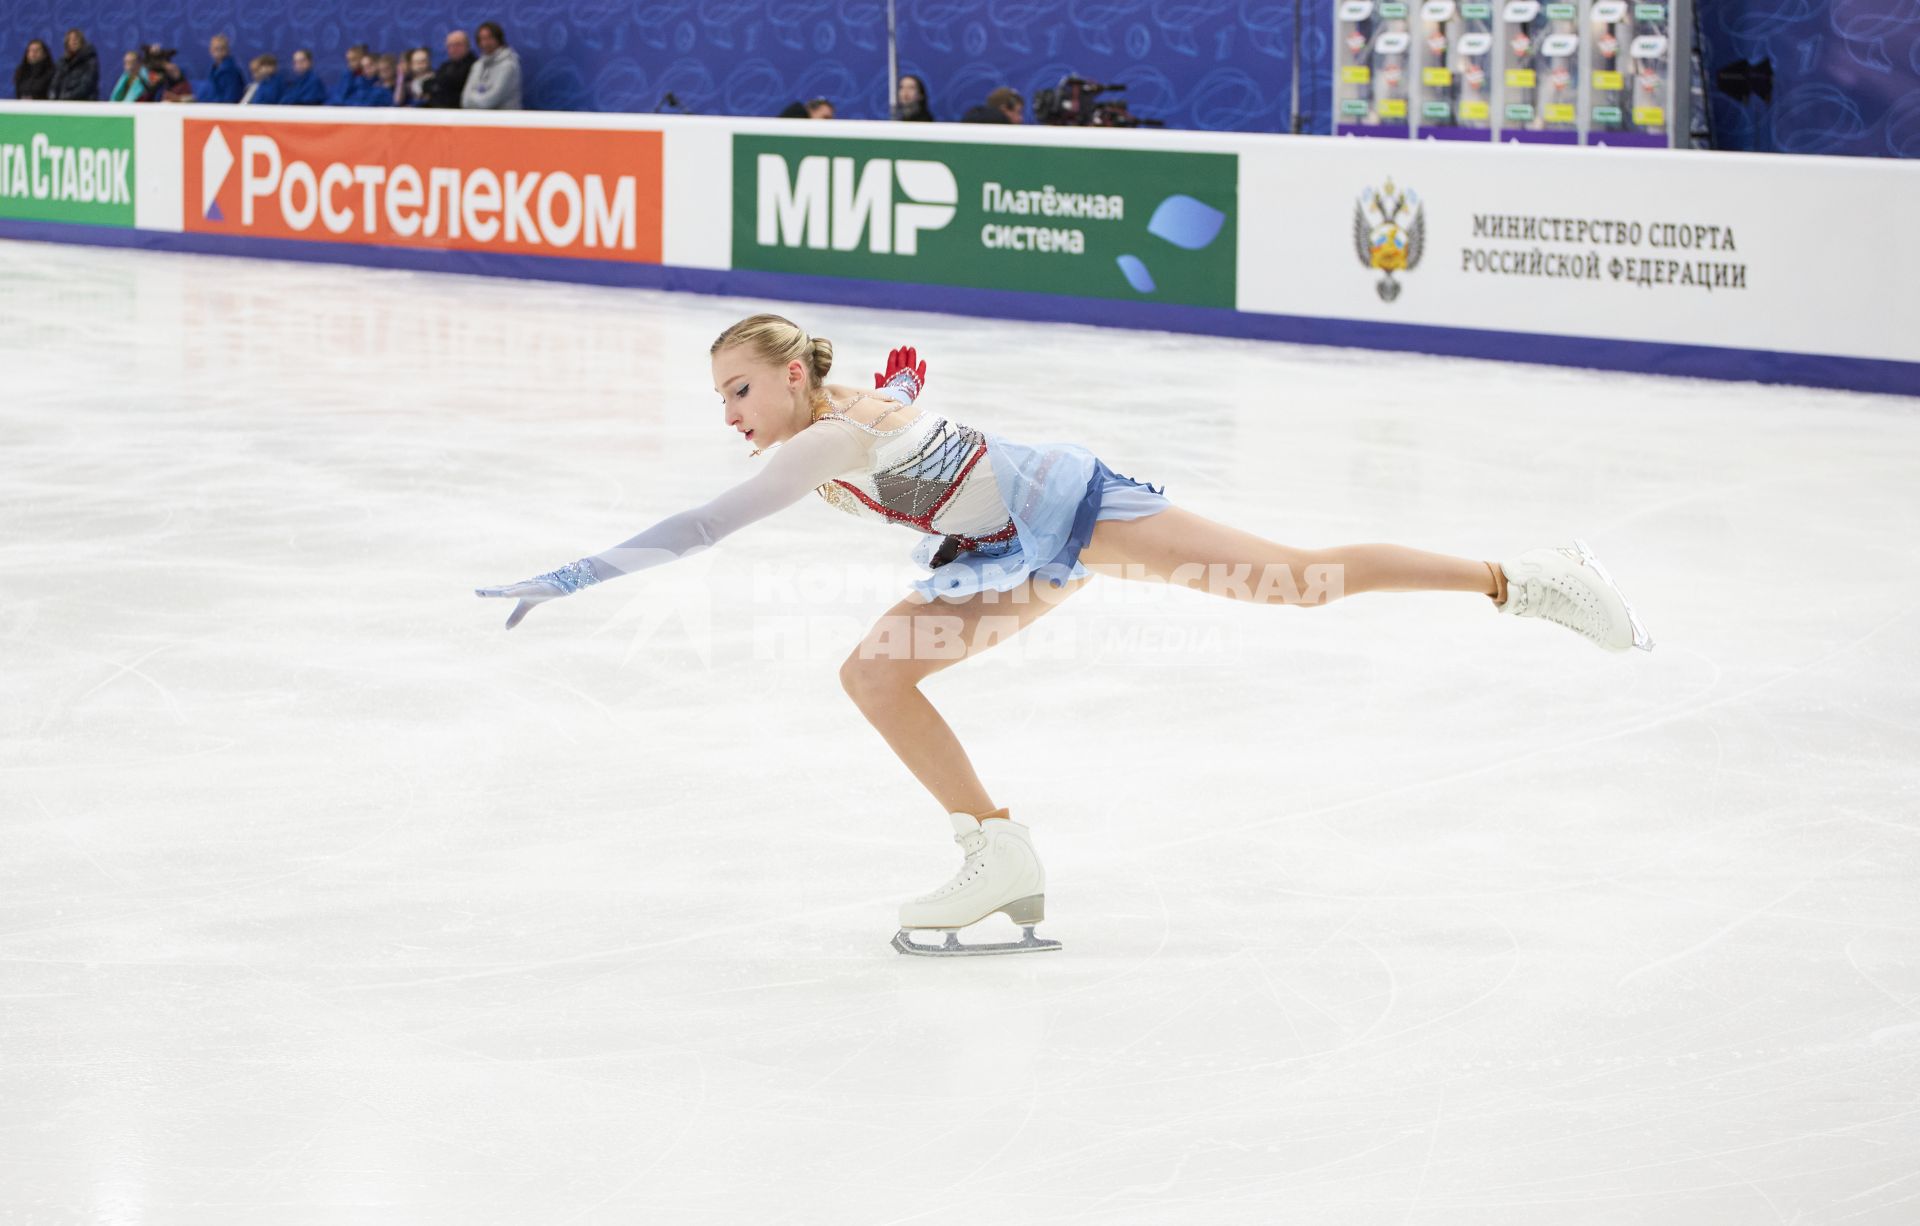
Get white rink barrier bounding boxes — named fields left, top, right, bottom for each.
left=3, top=101, right=1914, bottom=394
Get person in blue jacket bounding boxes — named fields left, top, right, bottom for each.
left=279, top=49, right=324, bottom=105
left=350, top=52, right=390, bottom=106
left=241, top=53, right=283, bottom=105
left=327, top=45, right=368, bottom=105
left=200, top=34, right=244, bottom=102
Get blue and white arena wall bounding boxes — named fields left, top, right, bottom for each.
left=2, top=101, right=1915, bottom=396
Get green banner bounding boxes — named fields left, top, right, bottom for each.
left=0, top=113, right=136, bottom=227
left=733, top=135, right=1236, bottom=307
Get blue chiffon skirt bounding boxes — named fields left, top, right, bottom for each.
left=907, top=432, right=1172, bottom=600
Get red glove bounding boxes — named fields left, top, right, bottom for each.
left=872, top=346, right=928, bottom=402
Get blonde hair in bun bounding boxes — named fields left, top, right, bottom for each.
left=710, top=314, right=835, bottom=418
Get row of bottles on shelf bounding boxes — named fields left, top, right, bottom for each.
left=1335, top=0, right=1681, bottom=146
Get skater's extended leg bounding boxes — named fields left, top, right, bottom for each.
left=1078, top=506, right=1499, bottom=605
left=1082, top=508, right=1650, bottom=651
left=839, top=574, right=1089, bottom=815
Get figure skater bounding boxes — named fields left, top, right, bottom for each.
left=478, top=314, right=1652, bottom=957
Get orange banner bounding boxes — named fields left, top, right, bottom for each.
left=183, top=119, right=661, bottom=263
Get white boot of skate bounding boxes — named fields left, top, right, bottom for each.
left=1497, top=538, right=1654, bottom=653
left=892, top=811, right=1060, bottom=956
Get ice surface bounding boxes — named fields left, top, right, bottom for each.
left=2, top=239, right=1917, bottom=1224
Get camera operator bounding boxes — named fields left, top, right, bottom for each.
left=1032, top=75, right=1162, bottom=128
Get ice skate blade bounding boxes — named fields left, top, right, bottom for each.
left=891, top=925, right=1062, bottom=957
left=1571, top=537, right=1655, bottom=653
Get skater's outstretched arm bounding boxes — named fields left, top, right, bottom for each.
left=476, top=418, right=869, bottom=629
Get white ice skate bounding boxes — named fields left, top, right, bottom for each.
left=1498, top=537, right=1654, bottom=652
left=892, top=812, right=1060, bottom=956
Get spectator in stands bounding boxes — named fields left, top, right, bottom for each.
left=13, top=39, right=54, bottom=100
left=241, top=53, right=282, bottom=105
left=51, top=29, right=99, bottom=101
left=427, top=31, right=474, bottom=108
left=123, top=46, right=172, bottom=102
left=344, top=51, right=390, bottom=106
left=960, top=87, right=1024, bottom=124
left=201, top=34, right=244, bottom=103
left=108, top=50, right=141, bottom=101
left=777, top=97, right=835, bottom=118
left=399, top=47, right=433, bottom=105
left=155, top=50, right=195, bottom=103
left=461, top=22, right=522, bottom=110
left=895, top=74, right=933, bottom=121
left=281, top=48, right=325, bottom=105
left=329, top=44, right=368, bottom=105
left=374, top=53, right=400, bottom=104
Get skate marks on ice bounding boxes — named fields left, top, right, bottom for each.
left=3, top=241, right=1920, bottom=1222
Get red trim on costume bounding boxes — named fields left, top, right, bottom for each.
left=829, top=440, right=1016, bottom=554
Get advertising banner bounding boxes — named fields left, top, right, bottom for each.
left=182, top=120, right=663, bottom=262
left=0, top=113, right=135, bottom=227
left=1238, top=139, right=1919, bottom=365
left=732, top=135, right=1237, bottom=308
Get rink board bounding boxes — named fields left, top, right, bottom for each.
left=1, top=102, right=1915, bottom=396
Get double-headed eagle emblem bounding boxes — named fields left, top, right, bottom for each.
left=1354, top=178, right=1425, bottom=302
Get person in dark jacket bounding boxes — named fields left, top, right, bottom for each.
left=13, top=40, right=54, bottom=99
left=51, top=29, right=99, bottom=100
left=201, top=34, right=244, bottom=103
left=426, top=29, right=475, bottom=109
left=279, top=48, right=325, bottom=105
left=895, top=74, right=933, bottom=121
left=156, top=54, right=196, bottom=104
left=960, top=87, right=1024, bottom=124
left=398, top=47, right=433, bottom=105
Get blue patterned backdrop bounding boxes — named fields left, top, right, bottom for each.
left=3, top=0, right=1914, bottom=155
left=1698, top=0, right=1920, bottom=158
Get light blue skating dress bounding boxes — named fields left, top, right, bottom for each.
left=813, top=398, right=1171, bottom=600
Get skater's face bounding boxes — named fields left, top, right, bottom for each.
left=712, top=346, right=809, bottom=450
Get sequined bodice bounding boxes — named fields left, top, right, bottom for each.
left=813, top=399, right=1016, bottom=551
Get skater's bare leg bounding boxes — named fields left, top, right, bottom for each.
left=1078, top=506, right=1501, bottom=605
left=840, top=575, right=1090, bottom=816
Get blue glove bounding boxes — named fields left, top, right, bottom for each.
left=475, top=558, right=603, bottom=629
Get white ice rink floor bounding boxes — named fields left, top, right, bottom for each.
left=4, top=239, right=1918, bottom=1224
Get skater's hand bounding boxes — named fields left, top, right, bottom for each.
left=872, top=346, right=927, bottom=402
left=476, top=559, right=602, bottom=630
left=475, top=578, right=565, bottom=629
